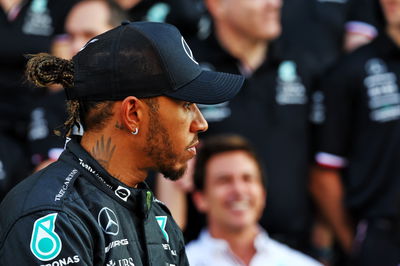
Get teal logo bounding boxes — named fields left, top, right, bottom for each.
left=278, top=61, right=297, bottom=82
left=30, top=213, right=62, bottom=261
left=156, top=216, right=169, bottom=242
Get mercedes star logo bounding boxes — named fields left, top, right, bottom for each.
left=98, top=207, right=119, bottom=235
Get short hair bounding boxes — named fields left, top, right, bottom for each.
left=193, top=134, right=266, bottom=191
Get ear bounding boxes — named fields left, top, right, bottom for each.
left=205, top=0, right=226, bottom=18
left=120, top=96, right=143, bottom=133
left=192, top=191, right=209, bottom=213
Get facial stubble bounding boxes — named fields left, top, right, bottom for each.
left=143, top=107, right=187, bottom=181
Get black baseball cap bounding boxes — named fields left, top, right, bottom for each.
left=67, top=21, right=244, bottom=104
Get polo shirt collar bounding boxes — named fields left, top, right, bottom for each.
left=199, top=227, right=271, bottom=255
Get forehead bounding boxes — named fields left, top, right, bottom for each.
left=66, top=1, right=111, bottom=32
left=205, top=150, right=261, bottom=178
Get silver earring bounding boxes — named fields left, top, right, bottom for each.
left=131, top=128, right=139, bottom=135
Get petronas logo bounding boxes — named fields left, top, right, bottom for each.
left=30, top=213, right=62, bottom=261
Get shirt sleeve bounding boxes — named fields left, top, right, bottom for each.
left=0, top=211, right=93, bottom=265
left=346, top=0, right=379, bottom=37
left=315, top=63, right=356, bottom=168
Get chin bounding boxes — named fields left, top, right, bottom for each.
left=266, top=26, right=281, bottom=40
left=161, top=164, right=187, bottom=181
left=226, top=221, right=254, bottom=232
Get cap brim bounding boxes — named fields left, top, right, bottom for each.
left=163, top=70, right=244, bottom=104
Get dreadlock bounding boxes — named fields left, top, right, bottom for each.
left=25, top=53, right=74, bottom=88
left=25, top=53, right=114, bottom=137
left=26, top=53, right=80, bottom=137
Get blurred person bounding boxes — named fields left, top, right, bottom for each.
left=0, top=0, right=78, bottom=199
left=0, top=134, right=30, bottom=202
left=66, top=0, right=128, bottom=57
left=180, top=0, right=316, bottom=252
left=27, top=0, right=129, bottom=172
left=0, top=22, right=244, bottom=264
left=280, top=0, right=378, bottom=79
left=113, top=0, right=206, bottom=39
left=280, top=1, right=379, bottom=263
left=310, top=0, right=400, bottom=265
left=186, top=135, right=321, bottom=266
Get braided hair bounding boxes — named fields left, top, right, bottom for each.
left=26, top=53, right=81, bottom=137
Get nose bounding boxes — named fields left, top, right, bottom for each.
left=229, top=177, right=248, bottom=197
left=191, top=104, right=208, bottom=133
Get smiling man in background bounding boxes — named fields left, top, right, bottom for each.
left=186, top=135, right=321, bottom=266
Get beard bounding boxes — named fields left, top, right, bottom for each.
left=158, top=163, right=187, bottom=181
left=143, top=107, right=187, bottom=181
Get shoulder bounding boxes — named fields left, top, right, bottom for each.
left=185, top=230, right=215, bottom=264
left=185, top=238, right=208, bottom=265
left=327, top=41, right=378, bottom=79
left=266, top=237, right=322, bottom=265
left=185, top=237, right=204, bottom=253
left=151, top=196, right=186, bottom=245
left=0, top=209, right=96, bottom=265
left=0, top=161, right=84, bottom=240
left=152, top=197, right=172, bottom=216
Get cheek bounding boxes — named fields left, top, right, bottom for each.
left=207, top=187, right=229, bottom=207
left=251, top=187, right=266, bottom=207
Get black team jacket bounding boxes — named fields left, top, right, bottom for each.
left=0, top=139, right=188, bottom=266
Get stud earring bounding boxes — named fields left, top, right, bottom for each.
left=131, top=128, right=139, bottom=135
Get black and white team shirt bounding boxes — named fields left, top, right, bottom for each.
left=315, top=32, right=400, bottom=220
left=188, top=33, right=315, bottom=246
left=0, top=140, right=189, bottom=265
left=281, top=0, right=378, bottom=76
left=0, top=0, right=77, bottom=132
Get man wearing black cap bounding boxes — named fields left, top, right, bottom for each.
left=0, top=21, right=243, bottom=265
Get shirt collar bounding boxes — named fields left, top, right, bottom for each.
left=199, top=226, right=271, bottom=254
left=60, top=139, right=153, bottom=216
left=203, top=29, right=282, bottom=76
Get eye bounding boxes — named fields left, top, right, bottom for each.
left=183, top=102, right=193, bottom=110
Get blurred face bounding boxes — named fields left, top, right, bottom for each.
left=380, top=0, right=400, bottom=27
left=197, top=151, right=266, bottom=232
left=144, top=97, right=208, bottom=180
left=217, top=0, right=282, bottom=41
left=66, top=1, right=114, bottom=56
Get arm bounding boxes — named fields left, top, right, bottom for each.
left=343, top=0, right=378, bottom=52
left=309, top=165, right=354, bottom=253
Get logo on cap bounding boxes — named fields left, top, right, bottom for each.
left=181, top=37, right=198, bottom=65
left=115, top=186, right=130, bottom=202
left=98, top=207, right=119, bottom=235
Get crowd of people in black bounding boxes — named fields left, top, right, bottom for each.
left=0, top=0, right=399, bottom=265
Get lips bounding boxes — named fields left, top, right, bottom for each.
left=186, top=139, right=199, bottom=156
left=187, top=146, right=197, bottom=156
left=228, top=199, right=251, bottom=212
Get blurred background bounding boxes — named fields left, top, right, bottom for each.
left=1, top=0, right=399, bottom=265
